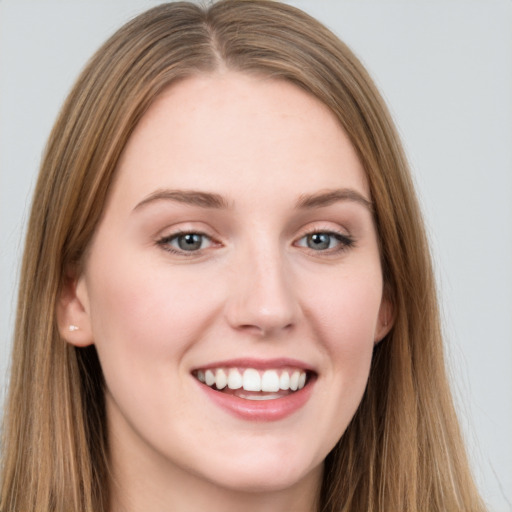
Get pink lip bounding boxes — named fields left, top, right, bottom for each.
left=192, top=357, right=316, bottom=372
left=198, top=382, right=314, bottom=421
left=192, top=358, right=317, bottom=422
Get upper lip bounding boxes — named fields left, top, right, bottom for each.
left=191, top=357, right=317, bottom=373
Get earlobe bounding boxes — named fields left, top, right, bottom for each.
left=374, top=297, right=394, bottom=345
left=57, top=271, right=94, bottom=347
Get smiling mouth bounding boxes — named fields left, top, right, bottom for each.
left=193, top=367, right=311, bottom=401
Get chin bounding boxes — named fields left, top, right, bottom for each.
left=195, top=450, right=324, bottom=494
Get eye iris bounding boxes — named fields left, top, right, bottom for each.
left=178, top=233, right=202, bottom=251
left=308, top=233, right=331, bottom=250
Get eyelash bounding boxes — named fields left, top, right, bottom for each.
left=295, top=229, right=355, bottom=254
left=157, top=230, right=215, bottom=256
left=156, top=229, right=355, bottom=256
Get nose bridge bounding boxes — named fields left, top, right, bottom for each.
left=226, top=236, right=299, bottom=335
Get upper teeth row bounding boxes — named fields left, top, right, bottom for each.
left=196, top=368, right=307, bottom=392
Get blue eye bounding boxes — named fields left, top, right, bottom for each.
left=158, top=232, right=212, bottom=253
left=296, top=231, right=353, bottom=251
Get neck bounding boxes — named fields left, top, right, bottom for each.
left=110, top=470, right=322, bottom=512
left=109, top=452, right=322, bottom=512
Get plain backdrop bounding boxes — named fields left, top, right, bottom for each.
left=1, top=1, right=511, bottom=510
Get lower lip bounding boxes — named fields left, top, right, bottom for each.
left=197, top=378, right=315, bottom=422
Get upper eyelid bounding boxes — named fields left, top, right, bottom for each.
left=155, top=221, right=353, bottom=244
left=157, top=227, right=348, bottom=240
left=158, top=230, right=216, bottom=246
left=294, top=230, right=353, bottom=245
left=159, top=229, right=211, bottom=239
left=156, top=224, right=219, bottom=241
left=293, top=224, right=352, bottom=240
left=298, top=226, right=347, bottom=235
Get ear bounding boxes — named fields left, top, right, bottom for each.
left=57, top=268, right=94, bottom=347
left=374, top=296, right=394, bottom=345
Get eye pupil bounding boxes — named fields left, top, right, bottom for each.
left=178, top=233, right=203, bottom=251
left=308, top=233, right=331, bottom=250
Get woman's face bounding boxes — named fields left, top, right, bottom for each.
left=66, top=72, right=390, bottom=496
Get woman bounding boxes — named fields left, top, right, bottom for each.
left=0, top=1, right=487, bottom=511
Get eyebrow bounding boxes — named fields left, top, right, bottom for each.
left=133, top=187, right=372, bottom=213
left=296, top=189, right=373, bottom=211
left=133, top=189, right=231, bottom=211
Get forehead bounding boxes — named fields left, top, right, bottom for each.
left=112, top=71, right=369, bottom=209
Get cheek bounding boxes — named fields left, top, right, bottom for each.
left=85, top=251, right=220, bottom=367
left=84, top=254, right=226, bottom=430
left=304, top=267, right=382, bottom=422
left=308, top=266, right=383, bottom=349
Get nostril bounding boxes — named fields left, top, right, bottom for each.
left=229, top=305, right=298, bottom=337
left=234, top=321, right=295, bottom=338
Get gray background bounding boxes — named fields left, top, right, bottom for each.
left=1, top=1, right=511, bottom=510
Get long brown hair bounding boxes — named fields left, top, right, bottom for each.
left=1, top=1, right=486, bottom=510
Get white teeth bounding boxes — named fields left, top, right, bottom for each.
left=298, top=372, right=306, bottom=390
left=205, top=369, right=215, bottom=387
left=197, top=367, right=308, bottom=394
left=238, top=392, right=282, bottom=401
left=227, top=368, right=243, bottom=389
left=242, top=369, right=261, bottom=391
left=261, top=370, right=280, bottom=392
left=289, top=371, right=300, bottom=391
left=279, top=371, right=290, bottom=390
left=215, top=369, right=227, bottom=390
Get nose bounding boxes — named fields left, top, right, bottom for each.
left=224, top=245, right=300, bottom=337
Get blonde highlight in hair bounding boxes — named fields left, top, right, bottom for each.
left=1, top=2, right=486, bottom=510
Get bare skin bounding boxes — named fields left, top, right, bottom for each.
left=60, top=71, right=391, bottom=512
